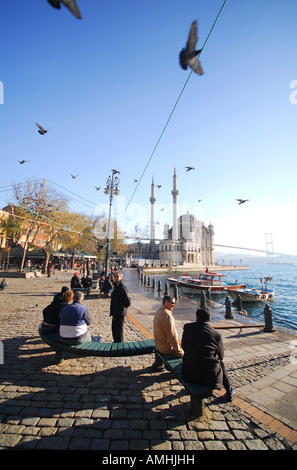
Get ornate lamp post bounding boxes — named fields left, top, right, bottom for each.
left=104, top=169, right=120, bottom=276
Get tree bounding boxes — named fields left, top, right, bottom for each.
left=56, top=210, right=96, bottom=268
left=13, top=179, right=69, bottom=271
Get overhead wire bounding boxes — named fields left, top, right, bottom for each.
left=119, top=0, right=228, bottom=225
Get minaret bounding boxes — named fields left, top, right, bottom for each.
left=150, top=176, right=156, bottom=242
left=171, top=167, right=179, bottom=240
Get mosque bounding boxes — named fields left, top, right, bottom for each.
left=126, top=168, right=215, bottom=268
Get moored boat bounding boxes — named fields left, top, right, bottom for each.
left=227, top=276, right=274, bottom=302
left=167, top=269, right=246, bottom=295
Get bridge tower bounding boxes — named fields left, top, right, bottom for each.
left=265, top=233, right=275, bottom=263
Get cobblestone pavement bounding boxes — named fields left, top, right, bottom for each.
left=0, top=271, right=296, bottom=451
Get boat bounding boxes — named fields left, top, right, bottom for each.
left=167, top=269, right=246, bottom=295
left=227, top=276, right=275, bottom=303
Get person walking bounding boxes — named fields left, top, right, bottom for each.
left=110, top=272, right=131, bottom=342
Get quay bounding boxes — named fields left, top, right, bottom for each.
left=0, top=268, right=296, bottom=451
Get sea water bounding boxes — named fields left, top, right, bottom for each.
left=150, top=264, right=297, bottom=333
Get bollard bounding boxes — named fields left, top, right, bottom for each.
left=158, top=280, right=162, bottom=292
left=165, top=282, right=169, bottom=295
left=152, top=278, right=155, bottom=289
left=206, top=288, right=211, bottom=300
left=200, top=291, right=205, bottom=308
left=263, top=304, right=275, bottom=332
left=174, top=284, right=179, bottom=300
left=236, top=294, right=242, bottom=311
left=225, top=296, right=233, bottom=319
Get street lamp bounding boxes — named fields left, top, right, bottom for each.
left=104, top=169, right=120, bottom=276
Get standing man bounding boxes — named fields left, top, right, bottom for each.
left=153, top=295, right=183, bottom=370
left=110, top=271, right=131, bottom=342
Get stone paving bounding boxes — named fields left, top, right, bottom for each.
left=0, top=269, right=296, bottom=451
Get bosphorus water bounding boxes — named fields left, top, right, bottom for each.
left=150, top=264, right=297, bottom=333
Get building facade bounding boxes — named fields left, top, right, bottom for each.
left=126, top=168, right=215, bottom=267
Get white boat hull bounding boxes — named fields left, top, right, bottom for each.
left=227, top=289, right=275, bottom=303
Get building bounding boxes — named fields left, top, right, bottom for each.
left=126, top=168, right=215, bottom=267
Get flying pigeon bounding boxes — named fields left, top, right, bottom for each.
left=185, top=166, right=195, bottom=171
left=133, top=179, right=138, bottom=182
left=95, top=186, right=100, bottom=191
left=47, top=0, right=82, bottom=19
left=36, top=123, right=49, bottom=135
left=71, top=174, right=78, bottom=179
left=157, top=185, right=161, bottom=189
left=236, top=199, right=249, bottom=205
left=179, top=21, right=203, bottom=75
left=18, top=160, right=30, bottom=164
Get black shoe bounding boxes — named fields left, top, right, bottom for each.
left=152, top=363, right=165, bottom=372
left=226, top=388, right=236, bottom=402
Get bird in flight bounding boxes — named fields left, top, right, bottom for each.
left=133, top=179, right=138, bottom=182
left=236, top=199, right=249, bottom=205
left=71, top=174, right=78, bottom=179
left=157, top=185, right=161, bottom=189
left=36, top=123, right=50, bottom=135
left=18, top=160, right=30, bottom=164
left=95, top=186, right=100, bottom=191
left=185, top=166, right=195, bottom=171
left=47, top=0, right=82, bottom=19
left=179, top=21, right=203, bottom=75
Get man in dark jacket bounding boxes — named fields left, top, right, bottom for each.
left=110, top=272, right=131, bottom=342
left=181, top=307, right=235, bottom=401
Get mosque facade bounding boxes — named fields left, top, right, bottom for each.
left=126, top=168, right=215, bottom=267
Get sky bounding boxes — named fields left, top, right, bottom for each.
left=1, top=0, right=297, bottom=257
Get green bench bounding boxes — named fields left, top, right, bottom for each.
left=153, top=350, right=214, bottom=418
left=38, top=324, right=155, bottom=364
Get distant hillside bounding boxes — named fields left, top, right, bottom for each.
left=214, top=251, right=297, bottom=265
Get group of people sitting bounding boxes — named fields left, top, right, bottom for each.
left=70, top=272, right=93, bottom=290
left=153, top=295, right=235, bottom=402
left=41, top=285, right=101, bottom=344
left=41, top=274, right=234, bottom=402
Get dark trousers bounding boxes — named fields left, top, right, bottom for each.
left=111, top=316, right=125, bottom=342
left=221, top=361, right=232, bottom=394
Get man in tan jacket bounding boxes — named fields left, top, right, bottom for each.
left=153, top=295, right=183, bottom=370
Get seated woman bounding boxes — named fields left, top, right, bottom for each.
left=42, top=288, right=73, bottom=333
left=59, top=291, right=101, bottom=344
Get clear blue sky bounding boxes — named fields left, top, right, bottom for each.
left=1, top=1, right=297, bottom=256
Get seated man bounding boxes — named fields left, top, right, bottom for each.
left=59, top=291, right=101, bottom=344
left=181, top=307, right=235, bottom=401
left=81, top=273, right=92, bottom=289
left=0, top=278, right=7, bottom=290
left=153, top=295, right=183, bottom=370
left=71, top=272, right=82, bottom=289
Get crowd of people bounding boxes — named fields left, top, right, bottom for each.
left=41, top=270, right=235, bottom=403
